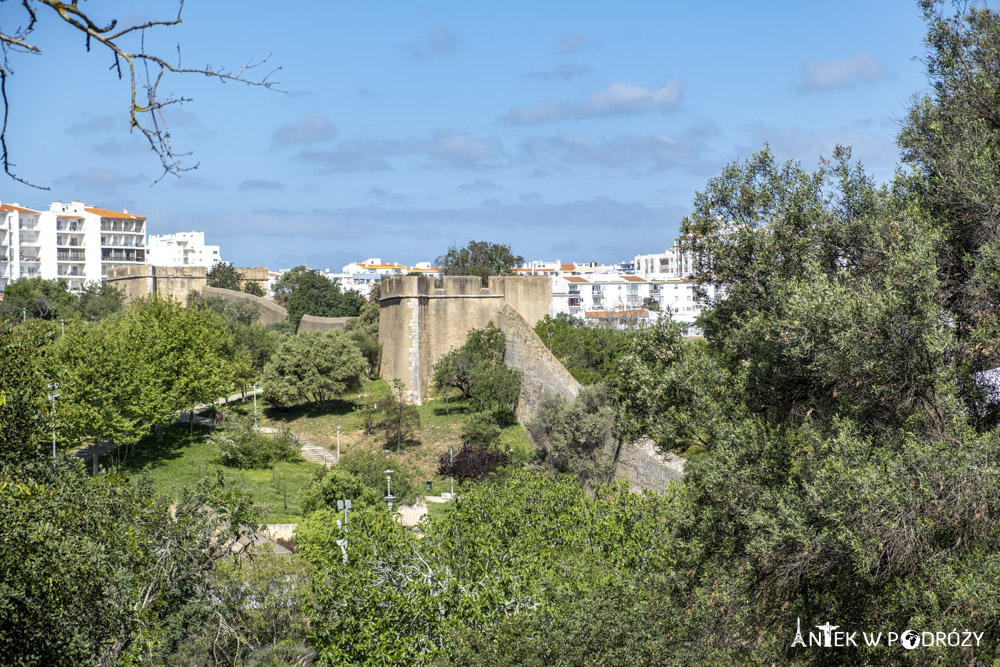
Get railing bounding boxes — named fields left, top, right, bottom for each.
left=57, top=250, right=86, bottom=261
left=18, top=221, right=37, bottom=230
left=19, top=254, right=40, bottom=262
left=56, top=222, right=84, bottom=232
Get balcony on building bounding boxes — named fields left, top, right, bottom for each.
left=57, top=249, right=87, bottom=262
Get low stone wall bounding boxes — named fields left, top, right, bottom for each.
left=297, top=314, right=351, bottom=333
left=202, top=286, right=287, bottom=325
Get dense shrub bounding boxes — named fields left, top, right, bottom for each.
left=210, top=414, right=301, bottom=469
left=437, top=444, right=510, bottom=482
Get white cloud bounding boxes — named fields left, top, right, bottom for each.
left=503, top=80, right=683, bottom=124
left=403, top=24, right=460, bottom=60
left=238, top=179, right=285, bottom=191
left=794, top=52, right=887, bottom=92
left=298, top=131, right=503, bottom=172
left=57, top=167, right=145, bottom=192
left=525, top=63, right=591, bottom=81
left=554, top=32, right=597, bottom=54
left=272, top=112, right=337, bottom=145
left=520, top=124, right=716, bottom=172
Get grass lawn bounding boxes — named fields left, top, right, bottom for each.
left=96, top=378, right=535, bottom=522
left=96, top=421, right=324, bottom=524
left=242, top=378, right=536, bottom=483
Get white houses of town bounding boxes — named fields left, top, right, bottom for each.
left=1, top=200, right=147, bottom=292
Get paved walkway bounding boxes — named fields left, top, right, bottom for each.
left=398, top=495, right=451, bottom=527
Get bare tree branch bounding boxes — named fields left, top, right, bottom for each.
left=0, top=0, right=282, bottom=187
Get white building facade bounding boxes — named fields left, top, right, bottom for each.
left=147, top=231, right=221, bottom=268
left=0, top=200, right=146, bottom=293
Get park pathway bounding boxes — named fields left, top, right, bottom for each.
left=73, top=387, right=264, bottom=463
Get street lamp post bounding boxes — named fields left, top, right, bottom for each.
left=384, top=469, right=395, bottom=511
left=337, top=425, right=341, bottom=463
left=337, top=498, right=352, bottom=527
left=48, top=383, right=59, bottom=461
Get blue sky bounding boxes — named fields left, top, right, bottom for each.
left=3, top=1, right=944, bottom=269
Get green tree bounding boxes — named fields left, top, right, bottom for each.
left=298, top=469, right=678, bottom=666
left=433, top=323, right=520, bottom=422
left=526, top=384, right=615, bottom=485
left=0, top=276, right=77, bottom=321
left=345, top=301, right=381, bottom=375
left=534, top=313, right=627, bottom=385
left=0, top=324, right=49, bottom=463
left=0, top=459, right=264, bottom=665
left=436, top=240, right=524, bottom=286
left=206, top=261, right=243, bottom=291
left=261, top=329, right=366, bottom=411
left=242, top=280, right=266, bottom=296
left=272, top=266, right=362, bottom=328
left=898, top=0, right=1000, bottom=430
left=379, top=378, right=421, bottom=451
left=72, top=281, right=124, bottom=322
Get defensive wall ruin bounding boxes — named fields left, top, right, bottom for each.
left=378, top=275, right=684, bottom=493
left=378, top=275, right=551, bottom=404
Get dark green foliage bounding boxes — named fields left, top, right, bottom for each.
left=242, top=280, right=265, bottom=297
left=379, top=378, right=421, bottom=450
left=0, top=324, right=49, bottom=463
left=160, top=556, right=312, bottom=666
left=436, top=240, right=524, bottom=286
left=437, top=444, right=509, bottom=482
left=345, top=301, right=381, bottom=375
left=73, top=281, right=124, bottom=321
left=526, top=384, right=615, bottom=484
left=272, top=265, right=362, bottom=328
left=434, top=322, right=521, bottom=421
left=459, top=411, right=502, bottom=447
left=300, top=453, right=419, bottom=513
left=640, top=295, right=660, bottom=312
left=0, top=459, right=264, bottom=665
left=210, top=413, right=301, bottom=469
left=261, top=329, right=366, bottom=411
left=0, top=276, right=77, bottom=321
left=898, top=0, right=1000, bottom=430
left=534, top=313, right=626, bottom=385
left=206, top=261, right=243, bottom=291
left=297, top=469, right=679, bottom=666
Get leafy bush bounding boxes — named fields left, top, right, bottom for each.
left=340, top=451, right=419, bottom=506
left=437, top=444, right=510, bottom=482
left=526, top=384, right=615, bottom=485
left=460, top=412, right=502, bottom=447
left=210, top=414, right=301, bottom=469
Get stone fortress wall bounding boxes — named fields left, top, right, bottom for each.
left=378, top=274, right=683, bottom=493
left=106, top=266, right=283, bottom=326
left=377, top=274, right=552, bottom=404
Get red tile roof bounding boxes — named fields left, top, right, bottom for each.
left=563, top=276, right=588, bottom=283
left=84, top=206, right=146, bottom=220
left=622, top=275, right=646, bottom=282
left=560, top=263, right=575, bottom=271
left=0, top=204, right=38, bottom=213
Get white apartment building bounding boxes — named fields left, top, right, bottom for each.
left=634, top=238, right=697, bottom=281
left=324, top=258, right=439, bottom=299
left=552, top=273, right=708, bottom=325
left=147, top=231, right=221, bottom=268
left=0, top=200, right=146, bottom=293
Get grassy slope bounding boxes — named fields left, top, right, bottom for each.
left=99, top=378, right=534, bottom=524
left=96, top=421, right=323, bottom=524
